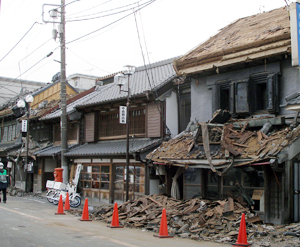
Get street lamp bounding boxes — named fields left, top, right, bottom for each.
left=17, top=94, right=33, bottom=192
left=114, top=65, right=135, bottom=201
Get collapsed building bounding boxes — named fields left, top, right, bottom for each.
left=147, top=5, right=300, bottom=225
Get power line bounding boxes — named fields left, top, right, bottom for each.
left=0, top=18, right=42, bottom=63
left=0, top=51, right=55, bottom=89
left=19, top=38, right=52, bottom=63
left=66, top=0, right=156, bottom=45
left=67, top=0, right=112, bottom=17
left=66, top=4, right=138, bottom=22
left=133, top=11, right=153, bottom=90
left=133, top=8, right=172, bottom=136
left=66, top=1, right=142, bottom=21
left=67, top=47, right=111, bottom=74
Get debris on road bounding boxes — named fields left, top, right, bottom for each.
left=69, top=195, right=300, bottom=246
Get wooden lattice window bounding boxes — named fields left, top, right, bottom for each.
left=98, top=108, right=145, bottom=138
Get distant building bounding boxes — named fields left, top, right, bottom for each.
left=67, top=74, right=102, bottom=90
left=0, top=77, right=46, bottom=105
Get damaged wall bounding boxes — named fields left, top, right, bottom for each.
left=191, top=77, right=212, bottom=123
left=189, top=61, right=300, bottom=122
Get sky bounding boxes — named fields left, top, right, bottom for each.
left=0, top=0, right=290, bottom=86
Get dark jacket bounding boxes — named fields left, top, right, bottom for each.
left=0, top=169, right=8, bottom=189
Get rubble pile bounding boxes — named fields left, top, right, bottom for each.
left=71, top=195, right=300, bottom=246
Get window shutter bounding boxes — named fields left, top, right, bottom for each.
left=229, top=82, right=235, bottom=115
left=211, top=84, right=220, bottom=113
left=146, top=103, right=162, bottom=138
left=235, top=79, right=250, bottom=115
left=266, top=73, right=279, bottom=114
left=85, top=112, right=95, bottom=142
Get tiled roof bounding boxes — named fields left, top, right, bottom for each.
left=41, top=57, right=178, bottom=119
left=146, top=119, right=300, bottom=168
left=40, top=87, right=96, bottom=120
left=34, top=144, right=78, bottom=157
left=64, top=138, right=162, bottom=157
left=0, top=142, right=22, bottom=152
left=75, top=57, right=178, bottom=108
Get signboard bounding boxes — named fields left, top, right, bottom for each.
left=290, top=2, right=300, bottom=66
left=27, top=162, right=34, bottom=173
left=119, top=106, right=127, bottom=124
left=7, top=162, right=12, bottom=168
left=21, top=120, right=28, bottom=132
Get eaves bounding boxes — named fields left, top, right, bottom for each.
left=175, top=40, right=291, bottom=76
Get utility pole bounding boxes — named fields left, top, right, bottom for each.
left=42, top=2, right=68, bottom=183
left=60, top=0, right=68, bottom=183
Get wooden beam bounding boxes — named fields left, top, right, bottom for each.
left=176, top=44, right=290, bottom=75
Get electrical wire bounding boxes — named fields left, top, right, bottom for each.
left=19, top=38, right=52, bottom=63
left=133, top=8, right=172, bottom=136
left=66, top=0, right=156, bottom=45
left=66, top=4, right=139, bottom=22
left=67, top=0, right=112, bottom=17
left=138, top=4, right=155, bottom=85
left=24, top=52, right=60, bottom=79
left=67, top=47, right=111, bottom=74
left=0, top=18, right=42, bottom=63
left=133, top=12, right=153, bottom=90
left=66, top=1, right=142, bottom=21
left=0, top=50, right=55, bottom=89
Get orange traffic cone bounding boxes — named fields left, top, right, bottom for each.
left=64, top=192, right=70, bottom=211
left=80, top=198, right=92, bottom=221
left=107, top=202, right=123, bottom=228
left=233, top=213, right=251, bottom=246
left=55, top=194, right=66, bottom=215
left=154, top=208, right=173, bottom=238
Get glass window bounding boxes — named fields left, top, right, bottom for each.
left=82, top=164, right=110, bottom=191
left=12, top=125, right=16, bottom=140
left=92, top=166, right=100, bottom=172
left=92, top=174, right=100, bottom=181
left=101, top=166, right=109, bottom=173
left=114, top=164, right=145, bottom=201
left=242, top=166, right=264, bottom=188
left=223, top=168, right=241, bottom=186
left=8, top=125, right=12, bottom=141
left=207, top=170, right=218, bottom=185
left=2, top=126, right=8, bottom=141
left=185, top=168, right=201, bottom=184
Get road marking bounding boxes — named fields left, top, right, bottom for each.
left=0, top=206, right=43, bottom=221
left=23, top=198, right=45, bottom=204
left=0, top=206, right=140, bottom=247
left=93, top=235, right=140, bottom=247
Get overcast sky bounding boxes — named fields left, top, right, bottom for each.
left=0, top=0, right=289, bottom=87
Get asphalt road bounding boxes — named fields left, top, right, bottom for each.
left=0, top=194, right=229, bottom=247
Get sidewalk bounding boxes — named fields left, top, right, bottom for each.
left=40, top=190, right=111, bottom=210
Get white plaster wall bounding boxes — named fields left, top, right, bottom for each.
left=165, top=90, right=178, bottom=138
left=68, top=76, right=96, bottom=90
left=44, top=158, right=57, bottom=172
left=191, top=78, right=213, bottom=123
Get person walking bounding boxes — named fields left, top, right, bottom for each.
left=0, top=162, right=8, bottom=203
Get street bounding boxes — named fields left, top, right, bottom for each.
left=0, top=194, right=229, bottom=247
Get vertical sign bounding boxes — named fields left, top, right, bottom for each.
left=21, top=120, right=28, bottom=132
left=297, top=3, right=300, bottom=66
left=119, top=106, right=127, bottom=124
left=291, top=2, right=300, bottom=66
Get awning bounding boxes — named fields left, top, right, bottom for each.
left=34, top=144, right=78, bottom=157
left=65, top=138, right=162, bottom=157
